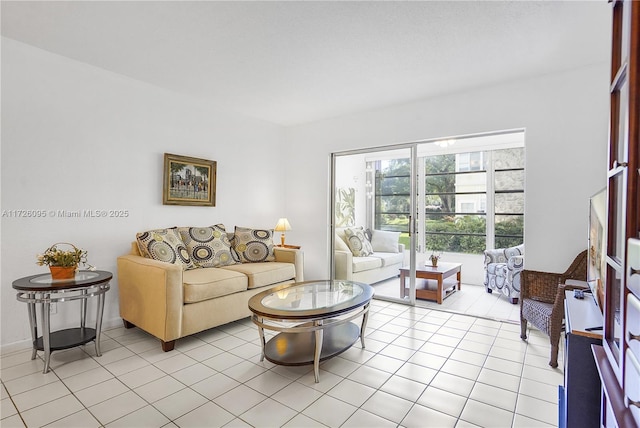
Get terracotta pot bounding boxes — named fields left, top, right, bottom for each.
left=49, top=265, right=77, bottom=280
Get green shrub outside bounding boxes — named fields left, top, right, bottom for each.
left=383, top=215, right=523, bottom=254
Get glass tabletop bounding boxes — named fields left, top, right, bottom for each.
left=13, top=270, right=113, bottom=291
left=30, top=271, right=101, bottom=284
left=261, top=281, right=365, bottom=312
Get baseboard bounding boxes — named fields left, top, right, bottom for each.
left=1, top=316, right=124, bottom=356
left=0, top=339, right=32, bottom=355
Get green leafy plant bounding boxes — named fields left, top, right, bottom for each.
left=36, top=242, right=90, bottom=268
left=335, top=187, right=355, bottom=227
left=427, top=234, right=446, bottom=265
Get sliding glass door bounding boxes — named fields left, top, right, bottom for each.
left=331, top=146, right=418, bottom=304
left=330, top=130, right=525, bottom=306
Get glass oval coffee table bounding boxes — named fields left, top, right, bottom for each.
left=248, top=280, right=374, bottom=382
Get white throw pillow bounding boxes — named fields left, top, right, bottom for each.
left=371, top=230, right=400, bottom=253
left=335, top=234, right=351, bottom=252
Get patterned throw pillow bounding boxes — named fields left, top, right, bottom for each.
left=136, top=228, right=196, bottom=270
left=232, top=226, right=276, bottom=263
left=344, top=226, right=374, bottom=257
left=177, top=224, right=237, bottom=268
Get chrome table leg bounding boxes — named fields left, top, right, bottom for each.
left=41, top=295, right=51, bottom=374
left=313, top=320, right=323, bottom=383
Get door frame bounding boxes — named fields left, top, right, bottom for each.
left=330, top=143, right=418, bottom=305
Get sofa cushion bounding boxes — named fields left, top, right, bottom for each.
left=136, top=228, right=196, bottom=270
left=351, top=256, right=382, bottom=273
left=344, top=227, right=374, bottom=257
left=177, top=225, right=237, bottom=268
left=370, top=230, right=400, bottom=253
left=182, top=268, right=248, bottom=303
left=373, top=251, right=404, bottom=267
left=232, top=226, right=276, bottom=263
left=220, top=262, right=295, bottom=289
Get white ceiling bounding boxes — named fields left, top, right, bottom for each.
left=1, top=1, right=611, bottom=126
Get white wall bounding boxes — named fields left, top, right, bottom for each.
left=334, top=153, right=367, bottom=227
left=0, top=38, right=288, bottom=349
left=285, top=63, right=610, bottom=281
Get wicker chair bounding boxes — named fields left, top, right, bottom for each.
left=520, top=250, right=588, bottom=368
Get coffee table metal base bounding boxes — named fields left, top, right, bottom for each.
left=252, top=306, right=368, bottom=383
left=249, top=280, right=373, bottom=383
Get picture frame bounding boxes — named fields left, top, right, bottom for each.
left=163, top=153, right=216, bottom=206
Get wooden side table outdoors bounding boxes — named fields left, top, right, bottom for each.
left=399, top=262, right=462, bottom=304
left=12, top=270, right=112, bottom=373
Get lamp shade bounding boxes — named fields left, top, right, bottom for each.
left=274, top=218, right=291, bottom=232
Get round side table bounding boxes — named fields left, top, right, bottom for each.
left=12, top=270, right=112, bottom=373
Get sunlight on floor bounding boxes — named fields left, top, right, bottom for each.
left=372, top=278, right=521, bottom=324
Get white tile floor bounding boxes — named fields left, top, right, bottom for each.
left=1, top=295, right=563, bottom=427
left=372, top=281, right=522, bottom=324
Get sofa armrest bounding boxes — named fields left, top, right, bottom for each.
left=273, top=247, right=304, bottom=282
left=334, top=250, right=353, bottom=280
left=507, top=255, right=525, bottom=271
left=117, top=254, right=184, bottom=342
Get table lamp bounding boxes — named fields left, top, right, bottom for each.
left=274, top=218, right=291, bottom=247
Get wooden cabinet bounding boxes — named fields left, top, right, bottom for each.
left=624, top=240, right=640, bottom=425
left=593, top=1, right=640, bottom=427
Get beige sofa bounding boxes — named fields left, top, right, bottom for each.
left=117, top=237, right=303, bottom=351
left=334, top=228, right=405, bottom=284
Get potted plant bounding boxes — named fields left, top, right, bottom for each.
left=428, top=252, right=440, bottom=267
left=427, top=237, right=447, bottom=267
left=36, top=242, right=90, bottom=280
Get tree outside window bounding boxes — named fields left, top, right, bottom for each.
left=373, top=147, right=524, bottom=254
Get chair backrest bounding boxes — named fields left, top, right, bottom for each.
left=521, top=249, right=588, bottom=302
left=504, top=244, right=524, bottom=258
left=485, top=244, right=524, bottom=266
left=560, top=249, right=588, bottom=282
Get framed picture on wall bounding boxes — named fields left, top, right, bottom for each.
left=163, top=153, right=216, bottom=206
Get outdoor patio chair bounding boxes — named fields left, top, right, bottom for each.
left=484, top=244, right=524, bottom=304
